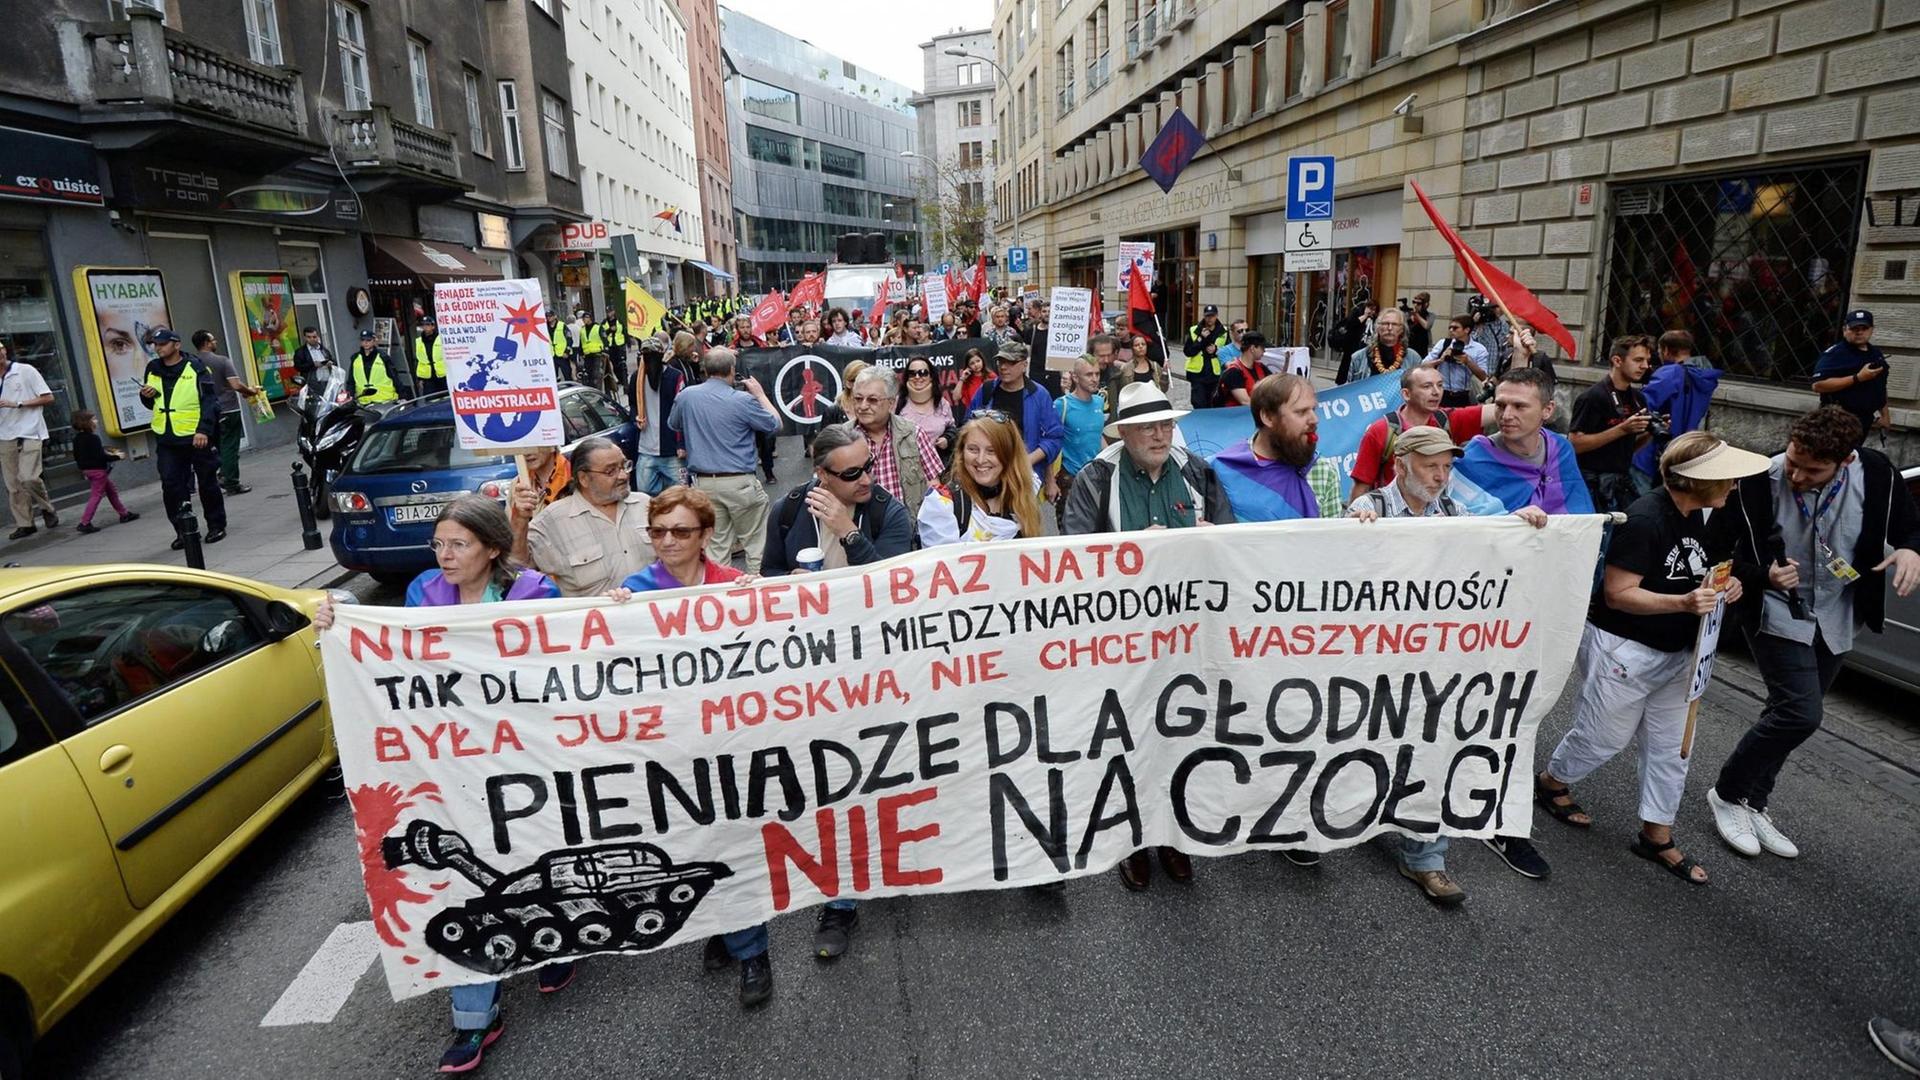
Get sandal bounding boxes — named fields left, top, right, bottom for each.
left=1630, top=833, right=1709, bottom=886
left=1534, top=775, right=1592, bottom=828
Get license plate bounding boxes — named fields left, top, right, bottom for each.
left=389, top=503, right=445, bottom=525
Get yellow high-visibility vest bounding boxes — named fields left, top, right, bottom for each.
left=413, top=336, right=446, bottom=379
left=353, top=351, right=399, bottom=403
left=582, top=324, right=605, bottom=355
left=144, top=365, right=203, bottom=437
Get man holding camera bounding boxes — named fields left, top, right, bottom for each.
left=1468, top=296, right=1512, bottom=377
left=1422, top=314, right=1490, bottom=408
left=1403, top=293, right=1433, bottom=356
left=1571, top=334, right=1660, bottom=514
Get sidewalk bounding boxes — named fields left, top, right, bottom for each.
left=0, top=440, right=351, bottom=590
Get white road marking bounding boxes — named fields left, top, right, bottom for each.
left=260, top=921, right=381, bottom=1027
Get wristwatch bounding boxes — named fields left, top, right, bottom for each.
left=840, top=528, right=860, bottom=548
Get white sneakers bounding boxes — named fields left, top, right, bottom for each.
left=1707, top=788, right=1800, bottom=859
left=1707, top=788, right=1760, bottom=856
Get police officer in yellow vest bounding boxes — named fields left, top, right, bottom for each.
left=1182, top=303, right=1229, bottom=412
left=412, top=313, right=447, bottom=399
left=579, top=313, right=606, bottom=391
left=350, top=328, right=406, bottom=404
left=550, top=313, right=574, bottom=383
left=138, top=328, right=228, bottom=546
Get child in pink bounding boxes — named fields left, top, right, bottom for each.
left=71, top=409, right=137, bottom=534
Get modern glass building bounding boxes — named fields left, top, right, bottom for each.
left=719, top=7, right=923, bottom=295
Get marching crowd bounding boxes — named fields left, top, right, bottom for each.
left=299, top=289, right=1919, bottom=1075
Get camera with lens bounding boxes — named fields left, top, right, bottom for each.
left=1466, top=294, right=1497, bottom=324
left=1647, top=412, right=1672, bottom=438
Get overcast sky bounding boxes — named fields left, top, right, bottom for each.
left=718, top=1, right=995, bottom=92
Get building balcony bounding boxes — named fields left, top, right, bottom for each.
left=328, top=105, right=467, bottom=194
left=68, top=9, right=318, bottom=164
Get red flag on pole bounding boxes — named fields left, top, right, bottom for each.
left=1125, top=262, right=1155, bottom=336
left=1410, top=180, right=1578, bottom=360
left=869, top=274, right=893, bottom=332
left=788, top=272, right=825, bottom=311
left=1089, top=288, right=1104, bottom=338
left=946, top=264, right=968, bottom=305
left=972, top=254, right=988, bottom=305
left=748, top=290, right=787, bottom=338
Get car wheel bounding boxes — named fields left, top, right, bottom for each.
left=371, top=572, right=416, bottom=590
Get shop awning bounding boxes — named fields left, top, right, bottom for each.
left=364, top=234, right=500, bottom=287
left=687, top=258, right=735, bottom=282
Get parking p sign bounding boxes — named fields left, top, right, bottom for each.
left=1007, top=246, right=1030, bottom=275
left=1287, top=156, right=1335, bottom=221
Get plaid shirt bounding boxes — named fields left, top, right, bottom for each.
left=860, top=417, right=944, bottom=504
left=1307, top=456, right=1345, bottom=517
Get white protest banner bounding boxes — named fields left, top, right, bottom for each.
left=923, top=276, right=950, bottom=322
left=1045, top=286, right=1092, bottom=370
left=434, top=279, right=563, bottom=452
left=324, top=517, right=1603, bottom=1000
left=1269, top=346, right=1312, bottom=377
left=1117, top=242, right=1155, bottom=291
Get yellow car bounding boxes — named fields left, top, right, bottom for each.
left=0, top=565, right=336, bottom=1077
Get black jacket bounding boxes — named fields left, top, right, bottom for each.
left=763, top=481, right=914, bottom=574
left=292, top=343, right=335, bottom=379
left=1707, top=446, right=1918, bottom=635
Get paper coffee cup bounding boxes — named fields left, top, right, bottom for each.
left=796, top=546, right=825, bottom=571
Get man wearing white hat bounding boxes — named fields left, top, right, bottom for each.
left=1535, top=430, right=1771, bottom=887
left=1059, top=379, right=1233, bottom=892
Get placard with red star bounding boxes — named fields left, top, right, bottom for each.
left=501, top=297, right=548, bottom=347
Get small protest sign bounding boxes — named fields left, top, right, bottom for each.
left=923, top=277, right=950, bottom=322
left=434, top=279, right=562, bottom=452
left=1045, top=286, right=1092, bottom=370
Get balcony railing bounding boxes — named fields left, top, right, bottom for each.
left=1143, top=5, right=1159, bottom=41
left=1125, top=21, right=1141, bottom=60
left=79, top=11, right=307, bottom=140
left=1085, top=53, right=1110, bottom=91
left=1057, top=81, right=1076, bottom=117
left=330, top=105, right=462, bottom=182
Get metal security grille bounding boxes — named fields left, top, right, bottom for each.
left=1601, top=162, right=1866, bottom=385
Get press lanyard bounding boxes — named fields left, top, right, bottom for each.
left=1793, top=468, right=1848, bottom=554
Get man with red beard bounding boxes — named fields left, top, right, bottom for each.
left=1211, top=373, right=1345, bottom=524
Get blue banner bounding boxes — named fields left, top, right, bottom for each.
left=1177, top=371, right=1405, bottom=499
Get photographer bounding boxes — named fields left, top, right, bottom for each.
left=1468, top=294, right=1512, bottom=376
left=1421, top=315, right=1490, bottom=407
left=1570, top=334, right=1659, bottom=513
left=1403, top=293, right=1433, bottom=356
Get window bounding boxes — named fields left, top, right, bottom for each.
left=819, top=142, right=864, bottom=179
left=7, top=584, right=265, bottom=724
left=1285, top=18, right=1305, bottom=98
left=1056, top=41, right=1076, bottom=116
left=747, top=125, right=797, bottom=166
left=1025, top=72, right=1038, bottom=140
left=957, top=100, right=982, bottom=128
left=530, top=0, right=553, bottom=14
left=959, top=141, right=984, bottom=168
left=1326, top=0, right=1352, bottom=82
left=407, top=37, right=434, bottom=127
left=464, top=70, right=489, bottom=155
left=740, top=77, right=800, bottom=124
left=334, top=3, right=370, bottom=111
left=1603, top=164, right=1867, bottom=385
left=1375, top=0, right=1407, bottom=62
left=498, top=80, right=526, bottom=170
left=957, top=61, right=984, bottom=86
left=244, top=0, right=282, bottom=66
left=541, top=91, right=570, bottom=177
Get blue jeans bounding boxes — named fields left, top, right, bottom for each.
left=450, top=982, right=499, bottom=1030
left=1399, top=836, right=1449, bottom=872
left=635, top=452, right=685, bottom=494
left=723, top=923, right=769, bottom=960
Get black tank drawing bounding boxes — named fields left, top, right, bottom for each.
left=382, top=820, right=733, bottom=975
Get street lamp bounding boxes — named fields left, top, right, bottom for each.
left=902, top=150, right=945, bottom=264
left=943, top=46, right=1021, bottom=284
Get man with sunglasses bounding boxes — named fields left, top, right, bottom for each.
left=961, top=342, right=1064, bottom=484
left=520, top=437, right=655, bottom=597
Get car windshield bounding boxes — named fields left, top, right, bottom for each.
left=351, top=423, right=508, bottom=473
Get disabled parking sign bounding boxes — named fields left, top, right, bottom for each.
left=434, top=278, right=564, bottom=452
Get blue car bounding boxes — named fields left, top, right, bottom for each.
left=327, top=385, right=640, bottom=585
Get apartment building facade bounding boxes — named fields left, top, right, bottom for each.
left=910, top=30, right=1000, bottom=272
left=679, top=0, right=739, bottom=293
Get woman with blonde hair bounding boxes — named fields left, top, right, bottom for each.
left=918, top=411, right=1045, bottom=546
left=1536, top=430, right=1768, bottom=886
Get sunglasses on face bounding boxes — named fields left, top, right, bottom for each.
left=971, top=408, right=1013, bottom=424
left=646, top=524, right=703, bottom=540
left=906, top=368, right=933, bottom=379
left=823, top=457, right=875, bottom=482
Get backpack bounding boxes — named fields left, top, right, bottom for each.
left=776, top=484, right=892, bottom=547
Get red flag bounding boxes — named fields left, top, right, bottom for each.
left=1125, top=262, right=1155, bottom=336
left=869, top=274, right=893, bottom=330
left=788, top=271, right=825, bottom=311
left=945, top=265, right=968, bottom=306
left=1410, top=180, right=1577, bottom=360
left=748, top=290, right=787, bottom=338
left=972, top=254, right=988, bottom=305
left=1089, top=289, right=1104, bottom=338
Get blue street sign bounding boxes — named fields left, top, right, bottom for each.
left=1287, top=156, right=1336, bottom=220
left=1007, top=247, right=1030, bottom=274
left=940, top=261, right=952, bottom=274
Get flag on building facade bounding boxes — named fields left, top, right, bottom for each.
left=653, top=207, right=683, bottom=233
left=1141, top=108, right=1205, bottom=194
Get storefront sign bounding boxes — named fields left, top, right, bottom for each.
left=228, top=271, right=299, bottom=401
left=0, top=126, right=103, bottom=207
left=71, top=267, right=171, bottom=437
left=561, top=221, right=611, bottom=250
left=107, top=159, right=361, bottom=227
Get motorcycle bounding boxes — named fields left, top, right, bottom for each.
left=293, top=365, right=384, bottom=520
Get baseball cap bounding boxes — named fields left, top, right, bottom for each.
left=150, top=328, right=182, bottom=344
left=1845, top=309, right=1873, bottom=327
left=1393, top=426, right=1464, bottom=459
left=1203, top=304, right=1219, bottom=316
left=359, top=329, right=376, bottom=340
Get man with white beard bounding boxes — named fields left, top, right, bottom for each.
left=1349, top=424, right=1549, bottom=905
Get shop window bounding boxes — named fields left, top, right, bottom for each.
left=1602, top=163, right=1866, bottom=385
left=0, top=230, right=79, bottom=482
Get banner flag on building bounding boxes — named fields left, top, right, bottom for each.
left=624, top=279, right=665, bottom=339
left=1141, top=108, right=1205, bottom=194
left=653, top=207, right=683, bottom=233
left=324, top=516, right=1601, bottom=1000
left=1411, top=180, right=1578, bottom=360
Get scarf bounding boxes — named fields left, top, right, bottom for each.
left=1212, top=436, right=1320, bottom=521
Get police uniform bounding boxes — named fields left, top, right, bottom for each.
left=350, top=344, right=404, bottom=404
left=142, top=347, right=227, bottom=537
left=413, top=331, right=447, bottom=399
left=1183, top=312, right=1229, bottom=410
